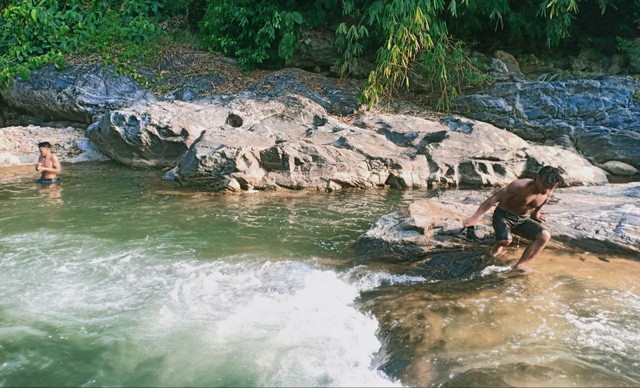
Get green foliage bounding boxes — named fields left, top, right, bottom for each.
left=336, top=0, right=634, bottom=110
left=0, top=0, right=164, bottom=87
left=420, top=40, right=492, bottom=111
left=199, top=0, right=303, bottom=71
left=338, top=0, right=490, bottom=110
left=2, top=0, right=638, bottom=112
left=618, top=36, right=640, bottom=65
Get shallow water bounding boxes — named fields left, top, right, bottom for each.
left=1, top=163, right=639, bottom=387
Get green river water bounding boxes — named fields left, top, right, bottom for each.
left=1, top=162, right=639, bottom=387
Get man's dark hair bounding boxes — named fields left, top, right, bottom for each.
left=537, top=166, right=565, bottom=188
left=37, top=141, right=52, bottom=148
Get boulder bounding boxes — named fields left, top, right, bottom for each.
left=600, top=160, right=640, bottom=176
left=352, top=199, right=484, bottom=262
left=0, top=64, right=155, bottom=125
left=86, top=100, right=225, bottom=167
left=248, top=68, right=360, bottom=116
left=165, top=108, right=431, bottom=191
left=165, top=107, right=607, bottom=191
left=453, top=75, right=640, bottom=171
left=89, top=91, right=606, bottom=189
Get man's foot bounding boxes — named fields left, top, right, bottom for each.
left=511, top=265, right=535, bottom=274
left=490, top=245, right=506, bottom=258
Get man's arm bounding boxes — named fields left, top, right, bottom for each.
left=531, top=196, right=551, bottom=222
left=463, top=186, right=510, bottom=227
left=531, top=206, right=545, bottom=222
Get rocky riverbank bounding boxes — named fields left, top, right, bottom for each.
left=1, top=51, right=638, bottom=260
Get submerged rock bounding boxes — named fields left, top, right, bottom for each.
left=352, top=199, right=483, bottom=262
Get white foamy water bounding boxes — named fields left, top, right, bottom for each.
left=2, top=164, right=640, bottom=386
left=341, top=265, right=428, bottom=291
left=562, top=289, right=640, bottom=375
left=0, top=231, right=400, bottom=387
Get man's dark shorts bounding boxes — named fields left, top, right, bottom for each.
left=492, top=207, right=546, bottom=242
left=36, top=178, right=58, bottom=184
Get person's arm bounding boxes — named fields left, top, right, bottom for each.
left=463, top=186, right=509, bottom=227
left=531, top=192, right=553, bottom=222
left=531, top=206, right=545, bottom=222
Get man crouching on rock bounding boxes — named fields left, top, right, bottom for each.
left=463, top=166, right=565, bottom=272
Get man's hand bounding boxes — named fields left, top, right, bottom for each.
left=532, top=212, right=546, bottom=222
left=463, top=217, right=477, bottom=228
left=35, top=163, right=41, bottom=171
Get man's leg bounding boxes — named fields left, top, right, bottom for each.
left=491, top=208, right=512, bottom=257
left=491, top=239, right=511, bottom=257
left=514, top=230, right=551, bottom=270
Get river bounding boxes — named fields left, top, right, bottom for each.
left=1, top=162, right=639, bottom=387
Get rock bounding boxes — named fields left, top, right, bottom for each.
left=453, top=75, right=640, bottom=171
left=167, top=109, right=430, bottom=191
left=352, top=199, right=486, bottom=262
left=572, top=48, right=606, bottom=72
left=548, top=184, right=640, bottom=254
left=422, top=116, right=607, bottom=187
left=600, top=161, right=640, bottom=176
left=492, top=50, right=525, bottom=81
left=86, top=100, right=227, bottom=167
left=91, top=90, right=606, bottom=190
left=627, top=38, right=640, bottom=73
left=248, top=68, right=360, bottom=116
left=0, top=64, right=155, bottom=125
left=608, top=54, right=627, bottom=74
left=354, top=183, right=640, bottom=262
left=287, top=29, right=341, bottom=72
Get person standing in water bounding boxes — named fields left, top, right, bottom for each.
left=35, top=141, right=61, bottom=184
left=462, top=166, right=565, bottom=272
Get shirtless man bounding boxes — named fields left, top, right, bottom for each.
left=35, top=141, right=61, bottom=184
left=463, top=166, right=565, bottom=271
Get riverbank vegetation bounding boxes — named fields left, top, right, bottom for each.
left=1, top=0, right=639, bottom=109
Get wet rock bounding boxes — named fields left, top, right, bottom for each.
left=352, top=199, right=486, bottom=262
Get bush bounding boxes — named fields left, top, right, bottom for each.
left=199, top=0, right=302, bottom=71
left=0, top=0, right=164, bottom=87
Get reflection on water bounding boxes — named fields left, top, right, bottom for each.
left=357, top=248, right=640, bottom=387
left=1, top=162, right=639, bottom=387
left=37, top=182, right=63, bottom=204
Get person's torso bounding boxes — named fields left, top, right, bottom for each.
left=499, top=185, right=550, bottom=216
left=39, top=156, right=56, bottom=179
